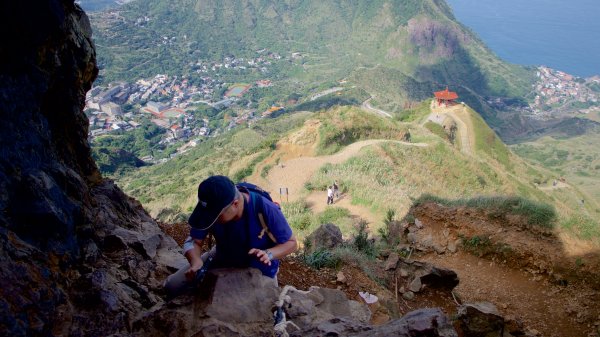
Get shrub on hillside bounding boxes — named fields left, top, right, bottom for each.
left=282, top=200, right=313, bottom=231
left=353, top=221, right=376, bottom=258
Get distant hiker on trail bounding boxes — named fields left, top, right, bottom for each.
left=332, top=180, right=339, bottom=199
left=327, top=186, right=334, bottom=205
left=164, top=175, right=298, bottom=296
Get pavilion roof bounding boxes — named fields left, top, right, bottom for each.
left=434, top=88, right=458, bottom=100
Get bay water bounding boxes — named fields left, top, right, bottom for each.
left=446, top=0, right=600, bottom=77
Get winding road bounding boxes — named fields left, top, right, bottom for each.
left=362, top=98, right=393, bottom=118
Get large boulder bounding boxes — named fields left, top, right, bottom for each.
left=456, top=302, right=505, bottom=337
left=390, top=260, right=459, bottom=295
left=297, top=307, right=458, bottom=337
left=355, top=308, right=458, bottom=337
left=305, top=223, right=343, bottom=254
left=135, top=268, right=369, bottom=336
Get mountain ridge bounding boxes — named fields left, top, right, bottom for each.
left=91, top=0, right=533, bottom=105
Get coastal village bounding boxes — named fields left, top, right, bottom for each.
left=85, top=50, right=285, bottom=163
left=532, top=66, right=600, bottom=115
left=489, top=66, right=600, bottom=119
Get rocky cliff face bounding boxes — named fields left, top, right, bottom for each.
left=0, top=1, right=182, bottom=335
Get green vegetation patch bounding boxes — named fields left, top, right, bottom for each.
left=468, top=108, right=512, bottom=169
left=291, top=87, right=370, bottom=113
left=231, top=150, right=271, bottom=182
left=302, top=248, right=341, bottom=270
left=560, top=214, right=600, bottom=243
left=308, top=139, right=522, bottom=222
left=282, top=200, right=354, bottom=237
left=92, top=147, right=146, bottom=175
left=92, top=121, right=167, bottom=174
left=349, top=67, right=436, bottom=114
left=315, top=106, right=407, bottom=155
left=282, top=200, right=313, bottom=231
left=511, top=133, right=600, bottom=211
left=460, top=234, right=514, bottom=258
left=415, top=194, right=557, bottom=228
left=424, top=121, right=449, bottom=141
left=396, top=100, right=433, bottom=122
left=317, top=207, right=351, bottom=225
left=301, top=223, right=380, bottom=281
left=512, top=143, right=571, bottom=168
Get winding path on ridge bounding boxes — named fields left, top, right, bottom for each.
left=427, top=100, right=474, bottom=155
left=251, top=139, right=427, bottom=226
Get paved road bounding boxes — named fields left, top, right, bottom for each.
left=362, top=98, right=393, bottom=118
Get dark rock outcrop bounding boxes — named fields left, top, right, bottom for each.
left=386, top=259, right=459, bottom=295
left=0, top=2, right=182, bottom=336
left=305, top=223, right=344, bottom=254
left=356, top=308, right=458, bottom=337
left=456, top=302, right=505, bottom=337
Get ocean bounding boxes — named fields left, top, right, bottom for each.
left=446, top=0, right=600, bottom=77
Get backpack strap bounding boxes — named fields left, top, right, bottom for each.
left=248, top=191, right=278, bottom=244
left=237, top=185, right=277, bottom=244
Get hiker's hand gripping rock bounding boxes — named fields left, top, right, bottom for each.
left=185, top=260, right=204, bottom=281
left=249, top=248, right=272, bottom=266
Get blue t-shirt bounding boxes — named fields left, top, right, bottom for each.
left=190, top=192, right=292, bottom=278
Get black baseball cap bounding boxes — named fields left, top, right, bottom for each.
left=189, top=175, right=237, bottom=229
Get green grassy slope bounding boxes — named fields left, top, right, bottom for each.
left=512, top=133, right=600, bottom=221
left=114, top=106, right=597, bottom=243
left=116, top=111, right=313, bottom=221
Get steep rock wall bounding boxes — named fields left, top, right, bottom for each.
left=0, top=1, right=182, bottom=336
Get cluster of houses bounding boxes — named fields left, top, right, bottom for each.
left=532, top=66, right=599, bottom=114
left=191, top=50, right=282, bottom=76
left=486, top=66, right=600, bottom=119
left=85, top=50, right=293, bottom=163
left=85, top=73, right=219, bottom=155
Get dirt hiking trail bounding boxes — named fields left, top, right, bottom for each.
left=428, top=100, right=475, bottom=155
left=250, top=137, right=426, bottom=225
left=266, top=139, right=427, bottom=202
left=411, top=201, right=600, bottom=337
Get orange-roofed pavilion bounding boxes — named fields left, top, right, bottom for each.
left=434, top=87, right=458, bottom=106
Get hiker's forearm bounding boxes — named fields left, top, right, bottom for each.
left=268, top=236, right=298, bottom=260
left=184, top=239, right=204, bottom=267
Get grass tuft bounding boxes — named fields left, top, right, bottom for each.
left=302, top=248, right=341, bottom=269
